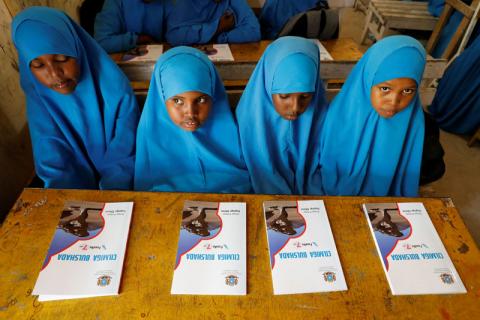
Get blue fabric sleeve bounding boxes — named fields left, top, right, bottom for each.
left=94, top=0, right=138, bottom=53
left=166, top=17, right=220, bottom=46
left=98, top=93, right=140, bottom=190
left=217, top=0, right=261, bottom=43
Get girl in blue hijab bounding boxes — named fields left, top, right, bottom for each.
left=236, top=36, right=328, bottom=195
left=259, top=0, right=326, bottom=39
left=134, top=46, right=251, bottom=192
left=429, top=34, right=480, bottom=134
left=94, top=0, right=165, bottom=53
left=164, top=0, right=260, bottom=46
left=316, top=35, right=426, bottom=197
left=12, top=7, right=140, bottom=190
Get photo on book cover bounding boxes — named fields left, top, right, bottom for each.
left=175, top=201, right=221, bottom=269
left=365, top=204, right=411, bottom=267
left=43, top=201, right=105, bottom=269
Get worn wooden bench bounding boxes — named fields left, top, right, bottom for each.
left=361, top=0, right=438, bottom=43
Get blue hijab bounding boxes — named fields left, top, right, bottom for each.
left=317, top=36, right=426, bottom=197
left=429, top=34, right=480, bottom=134
left=164, top=0, right=260, bottom=45
left=12, top=7, right=139, bottom=190
left=236, top=36, right=328, bottom=195
left=134, top=46, right=251, bottom=193
left=94, top=0, right=164, bottom=53
left=259, top=0, right=324, bottom=39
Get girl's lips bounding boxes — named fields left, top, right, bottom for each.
left=182, top=119, right=199, bottom=129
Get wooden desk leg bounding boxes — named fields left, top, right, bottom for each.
left=467, top=127, right=480, bottom=147
left=361, top=9, right=373, bottom=44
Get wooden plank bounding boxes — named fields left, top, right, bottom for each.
left=446, top=0, right=476, bottom=19
left=1, top=189, right=479, bottom=319
left=118, top=58, right=447, bottom=82
left=426, top=5, right=455, bottom=54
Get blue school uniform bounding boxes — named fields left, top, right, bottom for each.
left=94, top=0, right=164, bottom=53
left=429, top=35, right=480, bottom=134
left=316, top=36, right=426, bottom=197
left=235, top=36, right=328, bottom=195
left=164, top=0, right=260, bottom=46
left=12, top=7, right=139, bottom=190
left=134, top=46, right=251, bottom=193
left=259, top=0, right=325, bottom=39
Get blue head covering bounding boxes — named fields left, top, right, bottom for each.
left=164, top=0, right=260, bottom=45
left=316, top=35, right=426, bottom=197
left=429, top=34, right=480, bottom=134
left=236, top=36, right=328, bottom=195
left=12, top=7, right=139, bottom=190
left=94, top=0, right=165, bottom=53
left=259, top=0, right=323, bottom=39
left=134, top=46, right=251, bottom=193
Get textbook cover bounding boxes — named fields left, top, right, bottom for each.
left=32, top=201, right=133, bottom=301
left=122, top=44, right=164, bottom=62
left=263, top=200, right=347, bottom=295
left=193, top=44, right=235, bottom=62
left=310, top=39, right=334, bottom=61
left=171, top=201, right=246, bottom=295
left=363, top=202, right=466, bottom=295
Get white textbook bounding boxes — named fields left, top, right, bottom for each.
left=263, top=200, right=347, bottom=295
left=363, top=202, right=466, bottom=295
left=193, top=44, right=235, bottom=62
left=310, top=39, right=334, bottom=61
left=122, top=44, right=164, bottom=62
left=171, top=201, right=246, bottom=295
left=32, top=201, right=133, bottom=301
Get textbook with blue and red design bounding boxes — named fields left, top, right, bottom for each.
left=32, top=201, right=133, bottom=301
left=263, top=200, right=347, bottom=295
left=363, top=202, right=466, bottom=295
left=171, top=201, right=246, bottom=295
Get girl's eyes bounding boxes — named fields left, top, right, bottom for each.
left=279, top=94, right=290, bottom=99
left=172, top=98, right=183, bottom=105
left=379, top=86, right=391, bottom=92
left=402, top=88, right=415, bottom=95
left=54, top=55, right=69, bottom=63
left=300, top=94, right=312, bottom=100
left=30, top=61, right=44, bottom=68
left=197, top=96, right=208, bottom=104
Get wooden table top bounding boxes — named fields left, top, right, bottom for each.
left=111, top=38, right=364, bottom=64
left=1, top=188, right=479, bottom=319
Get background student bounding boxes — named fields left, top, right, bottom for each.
left=94, top=0, right=165, bottom=53
left=164, top=0, right=260, bottom=46
left=236, top=36, right=328, bottom=195
left=12, top=7, right=140, bottom=190
left=134, top=46, right=251, bottom=193
left=316, top=35, right=426, bottom=197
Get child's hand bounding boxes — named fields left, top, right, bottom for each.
left=136, top=34, right=154, bottom=45
left=217, top=11, right=235, bottom=34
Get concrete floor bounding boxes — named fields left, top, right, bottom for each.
left=339, top=8, right=480, bottom=246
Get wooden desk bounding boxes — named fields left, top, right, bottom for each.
left=1, top=189, right=479, bottom=319
left=112, top=39, right=446, bottom=106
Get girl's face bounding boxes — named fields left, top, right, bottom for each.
left=29, top=54, right=80, bottom=95
left=166, top=91, right=212, bottom=131
left=272, top=92, right=314, bottom=120
left=370, top=78, right=417, bottom=118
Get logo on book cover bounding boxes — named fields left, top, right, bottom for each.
left=225, top=275, right=239, bottom=286
left=440, top=273, right=455, bottom=284
left=323, top=272, right=336, bottom=283
left=97, top=275, right=112, bottom=287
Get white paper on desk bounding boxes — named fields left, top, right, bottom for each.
left=32, top=201, right=133, bottom=301
left=310, top=39, right=333, bottom=61
left=122, top=44, right=163, bottom=62
left=195, top=44, right=234, bottom=62
left=264, top=200, right=347, bottom=295
left=171, top=201, right=246, bottom=295
left=363, top=202, right=466, bottom=295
